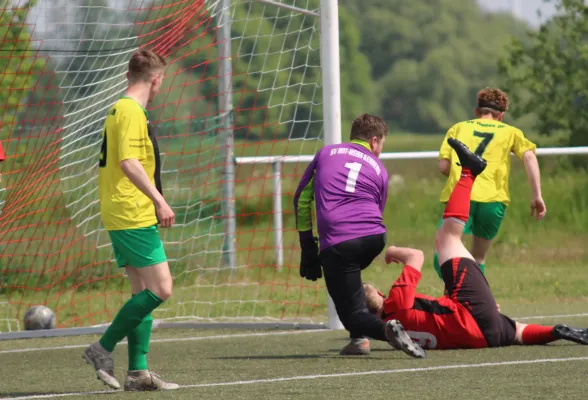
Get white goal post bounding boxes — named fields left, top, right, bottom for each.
left=0, top=0, right=345, bottom=340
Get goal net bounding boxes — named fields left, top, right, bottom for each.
left=0, top=0, right=331, bottom=334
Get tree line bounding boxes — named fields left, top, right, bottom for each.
left=2, top=0, right=586, bottom=147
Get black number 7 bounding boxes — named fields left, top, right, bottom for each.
left=473, top=131, right=494, bottom=156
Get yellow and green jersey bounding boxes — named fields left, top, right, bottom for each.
left=98, top=97, right=162, bottom=230
left=439, top=119, right=536, bottom=205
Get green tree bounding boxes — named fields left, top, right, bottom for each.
left=1, top=1, right=45, bottom=135
left=341, top=0, right=525, bottom=133
left=144, top=0, right=374, bottom=140
left=499, top=0, right=588, bottom=147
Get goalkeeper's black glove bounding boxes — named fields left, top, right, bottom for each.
left=299, top=231, right=322, bottom=282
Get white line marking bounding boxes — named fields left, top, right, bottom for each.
left=2, top=356, right=587, bottom=400
left=0, top=329, right=320, bottom=354
left=515, top=312, right=588, bottom=321
left=2, top=311, right=588, bottom=355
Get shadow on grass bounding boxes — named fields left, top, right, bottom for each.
left=327, top=348, right=394, bottom=353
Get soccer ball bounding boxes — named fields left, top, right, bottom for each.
left=23, top=305, right=56, bottom=330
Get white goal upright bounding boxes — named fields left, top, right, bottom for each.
left=0, top=0, right=344, bottom=339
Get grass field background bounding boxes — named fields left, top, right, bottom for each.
left=1, top=132, right=588, bottom=399
left=2, top=314, right=588, bottom=400
left=0, top=131, right=587, bottom=331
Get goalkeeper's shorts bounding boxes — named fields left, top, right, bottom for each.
left=437, top=201, right=506, bottom=240
left=108, top=225, right=167, bottom=268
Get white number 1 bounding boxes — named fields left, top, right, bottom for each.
left=344, top=162, right=363, bottom=193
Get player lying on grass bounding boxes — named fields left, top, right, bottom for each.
left=433, top=87, right=546, bottom=278
left=345, top=138, right=587, bottom=353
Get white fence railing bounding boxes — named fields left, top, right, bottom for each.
left=235, top=146, right=588, bottom=268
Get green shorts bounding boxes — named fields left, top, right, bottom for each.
left=438, top=201, right=507, bottom=240
left=108, top=225, right=167, bottom=268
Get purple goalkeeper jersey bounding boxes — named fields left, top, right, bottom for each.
left=294, top=141, right=389, bottom=250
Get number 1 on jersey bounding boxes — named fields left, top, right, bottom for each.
left=344, top=162, right=362, bottom=193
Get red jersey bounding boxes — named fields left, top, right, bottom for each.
left=379, top=265, right=488, bottom=350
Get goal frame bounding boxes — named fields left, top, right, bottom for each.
left=0, top=0, right=343, bottom=340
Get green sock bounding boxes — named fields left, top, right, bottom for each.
left=99, top=289, right=163, bottom=353
left=127, top=310, right=153, bottom=371
left=478, top=263, right=486, bottom=275
left=433, top=252, right=443, bottom=280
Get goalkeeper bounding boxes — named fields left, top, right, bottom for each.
left=356, top=138, right=587, bottom=351
left=294, top=114, right=425, bottom=359
left=82, top=49, right=178, bottom=391
left=433, top=87, right=546, bottom=278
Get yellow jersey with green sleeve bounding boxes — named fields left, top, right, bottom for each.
left=98, top=97, right=158, bottom=230
left=439, top=119, right=536, bottom=205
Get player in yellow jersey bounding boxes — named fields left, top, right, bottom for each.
left=82, top=49, right=179, bottom=391
left=433, top=87, right=546, bottom=279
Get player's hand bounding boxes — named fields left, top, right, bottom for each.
left=156, top=200, right=175, bottom=228
left=299, top=236, right=322, bottom=282
left=530, top=196, right=546, bottom=221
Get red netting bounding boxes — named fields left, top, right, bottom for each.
left=0, top=0, right=326, bottom=332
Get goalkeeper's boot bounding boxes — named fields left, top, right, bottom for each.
left=447, top=138, right=487, bottom=177
left=553, top=324, right=588, bottom=345
left=339, top=338, right=371, bottom=356
left=385, top=319, right=426, bottom=359
left=124, top=370, right=180, bottom=391
left=82, top=342, right=121, bottom=389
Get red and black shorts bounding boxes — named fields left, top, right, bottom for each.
left=440, top=257, right=516, bottom=347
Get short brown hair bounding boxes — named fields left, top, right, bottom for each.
left=128, top=49, right=167, bottom=83
left=476, top=87, right=509, bottom=117
left=350, top=114, right=388, bottom=142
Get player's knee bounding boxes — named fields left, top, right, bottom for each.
left=151, top=280, right=173, bottom=301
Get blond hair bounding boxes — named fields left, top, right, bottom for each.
left=128, top=49, right=167, bottom=83
left=363, top=283, right=382, bottom=314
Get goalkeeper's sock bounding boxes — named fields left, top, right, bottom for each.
left=127, top=294, right=153, bottom=371
left=521, top=324, right=557, bottom=345
left=478, top=263, right=486, bottom=275
left=443, top=168, right=475, bottom=223
left=433, top=252, right=443, bottom=279
left=99, top=289, right=163, bottom=353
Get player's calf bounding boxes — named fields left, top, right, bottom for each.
left=436, top=139, right=488, bottom=266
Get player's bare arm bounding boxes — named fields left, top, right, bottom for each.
left=521, top=150, right=546, bottom=220
left=120, top=159, right=175, bottom=228
left=385, top=246, right=424, bottom=270
left=438, top=159, right=450, bottom=176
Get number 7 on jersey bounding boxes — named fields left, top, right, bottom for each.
left=344, top=162, right=363, bottom=193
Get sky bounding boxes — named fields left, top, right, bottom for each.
left=477, top=0, right=558, bottom=27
